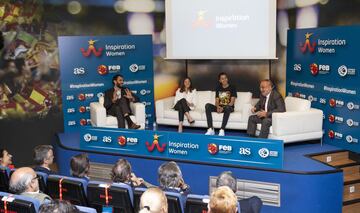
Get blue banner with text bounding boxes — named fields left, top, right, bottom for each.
left=80, top=127, right=284, bottom=169
left=59, top=35, right=154, bottom=132
left=286, top=26, right=360, bottom=153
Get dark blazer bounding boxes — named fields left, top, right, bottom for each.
left=34, top=166, right=57, bottom=175
left=103, top=87, right=139, bottom=112
left=254, top=90, right=285, bottom=118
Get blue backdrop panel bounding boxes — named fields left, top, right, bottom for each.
left=286, top=26, right=360, bottom=153
left=58, top=35, right=154, bottom=132
left=80, top=127, right=283, bottom=169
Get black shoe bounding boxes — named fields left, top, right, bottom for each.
left=129, top=123, right=141, bottom=129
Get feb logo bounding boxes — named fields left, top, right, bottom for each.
left=145, top=135, right=166, bottom=152
left=78, top=93, right=85, bottom=101
left=118, top=136, right=127, bottom=146
left=97, top=65, right=108, bottom=75
left=310, top=63, right=319, bottom=76
left=328, top=130, right=335, bottom=139
left=80, top=39, right=103, bottom=57
left=300, top=32, right=316, bottom=53
left=329, top=98, right=336, bottom=108
left=328, top=114, right=335, bottom=123
left=79, top=106, right=86, bottom=113
left=208, top=143, right=218, bottom=155
left=79, top=119, right=88, bottom=126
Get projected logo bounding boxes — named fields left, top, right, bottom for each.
left=80, top=39, right=103, bottom=57
left=145, top=134, right=166, bottom=152
left=300, top=32, right=316, bottom=53
left=192, top=10, right=211, bottom=28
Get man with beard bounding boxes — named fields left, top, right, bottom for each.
left=103, top=74, right=141, bottom=129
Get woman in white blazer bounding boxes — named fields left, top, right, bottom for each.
left=173, top=77, right=196, bottom=132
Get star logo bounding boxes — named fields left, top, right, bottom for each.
left=80, top=39, right=103, bottom=57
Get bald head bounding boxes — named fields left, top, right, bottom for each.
left=9, top=167, right=39, bottom=194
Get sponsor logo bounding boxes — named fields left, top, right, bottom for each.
left=208, top=143, right=218, bottom=155
left=118, top=136, right=127, bottom=146
left=97, top=65, right=108, bottom=75
left=329, top=98, right=344, bottom=108
left=83, top=133, right=97, bottom=142
left=338, top=65, right=356, bottom=77
left=129, top=64, right=146, bottom=72
left=140, top=89, right=151, bottom=96
left=310, top=63, right=330, bottom=76
left=73, top=67, right=85, bottom=75
left=346, top=135, right=358, bottom=143
left=78, top=93, right=95, bottom=101
left=79, top=119, right=88, bottom=126
left=346, top=119, right=359, bottom=127
left=319, top=98, right=326, bottom=105
left=293, top=64, right=301, bottom=72
left=300, top=32, right=316, bottom=53
left=66, top=95, right=75, bottom=101
left=239, top=147, right=251, bottom=156
left=67, top=108, right=75, bottom=114
left=78, top=93, right=85, bottom=101
left=292, top=92, right=306, bottom=99
left=145, top=134, right=166, bottom=152
left=80, top=39, right=103, bottom=57
left=102, top=136, right=112, bottom=143
left=328, top=130, right=343, bottom=139
left=117, top=136, right=138, bottom=146
left=108, top=65, right=121, bottom=72
left=97, top=92, right=104, bottom=98
left=218, top=145, right=232, bottom=154
left=79, top=106, right=86, bottom=113
left=307, top=95, right=317, bottom=102
left=328, top=114, right=343, bottom=124
left=192, top=10, right=212, bottom=29
left=68, top=120, right=76, bottom=126
left=258, top=148, right=269, bottom=158
left=310, top=63, right=318, bottom=75
left=142, top=101, right=152, bottom=106
left=347, top=102, right=360, bottom=110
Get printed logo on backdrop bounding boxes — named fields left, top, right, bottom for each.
left=80, top=39, right=103, bottom=57
left=146, top=135, right=166, bottom=152
left=207, top=144, right=233, bottom=155
left=300, top=33, right=316, bottom=53
left=310, top=63, right=330, bottom=76
left=118, top=136, right=139, bottom=146
left=338, top=65, right=356, bottom=77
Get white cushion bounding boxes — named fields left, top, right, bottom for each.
left=195, top=91, right=212, bottom=111
left=285, top=97, right=311, bottom=112
left=234, top=92, right=252, bottom=112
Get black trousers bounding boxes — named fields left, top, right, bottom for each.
left=173, top=98, right=191, bottom=122
left=107, top=98, right=132, bottom=128
left=247, top=115, right=272, bottom=138
left=205, top=103, right=234, bottom=129
left=239, top=196, right=263, bottom=213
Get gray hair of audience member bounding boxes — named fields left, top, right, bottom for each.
left=70, top=153, right=90, bottom=178
left=9, top=170, right=33, bottom=194
left=158, top=161, right=183, bottom=188
left=110, top=158, right=132, bottom=183
left=39, top=199, right=80, bottom=213
left=216, top=171, right=237, bottom=193
left=33, top=145, right=53, bottom=166
left=139, top=187, right=168, bottom=213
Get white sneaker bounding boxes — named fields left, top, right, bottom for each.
left=205, top=128, right=215, bottom=135
left=218, top=129, right=225, bottom=136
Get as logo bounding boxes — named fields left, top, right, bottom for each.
left=73, top=67, right=85, bottom=75
left=80, top=39, right=103, bottom=57
left=239, top=148, right=251, bottom=156
left=300, top=32, right=316, bottom=53
left=208, top=143, right=218, bottom=155
left=145, top=135, right=166, bottom=152
left=97, top=65, right=108, bottom=75
left=102, top=136, right=112, bottom=143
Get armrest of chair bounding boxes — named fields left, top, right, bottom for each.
left=155, top=97, right=175, bottom=119
left=272, top=108, right=323, bottom=136
left=90, top=102, right=107, bottom=127
left=130, top=102, right=146, bottom=125
left=241, top=103, right=253, bottom=122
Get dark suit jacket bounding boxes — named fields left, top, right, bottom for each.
left=34, top=166, right=57, bottom=175
left=103, top=87, right=139, bottom=112
left=254, top=90, right=285, bottom=118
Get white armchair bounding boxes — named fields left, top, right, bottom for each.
left=90, top=97, right=146, bottom=129
left=256, top=97, right=323, bottom=143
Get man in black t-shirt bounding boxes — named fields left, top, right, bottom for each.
left=205, top=72, right=237, bottom=136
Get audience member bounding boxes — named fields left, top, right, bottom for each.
left=0, top=148, right=14, bottom=169
left=39, top=199, right=80, bottom=213
left=173, top=77, right=196, bottom=132
left=158, top=161, right=190, bottom=195
left=208, top=186, right=238, bottom=213
left=216, top=171, right=262, bottom=213
left=205, top=72, right=237, bottom=136
left=9, top=167, right=52, bottom=204
left=247, top=79, right=285, bottom=138
left=70, top=153, right=90, bottom=180
left=111, top=158, right=148, bottom=187
left=33, top=145, right=56, bottom=175
left=139, top=187, right=168, bottom=213
left=104, top=74, right=141, bottom=129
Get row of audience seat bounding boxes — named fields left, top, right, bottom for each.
left=1, top=166, right=228, bottom=213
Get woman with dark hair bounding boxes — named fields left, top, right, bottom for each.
left=173, top=77, right=197, bottom=132
left=70, top=153, right=90, bottom=180
left=110, top=159, right=147, bottom=187
left=0, top=148, right=14, bottom=169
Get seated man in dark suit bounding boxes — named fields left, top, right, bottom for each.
left=33, top=145, right=57, bottom=175
left=216, top=171, right=262, bottom=213
left=247, top=79, right=285, bottom=138
left=104, top=74, right=141, bottom=129
left=158, top=161, right=190, bottom=196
